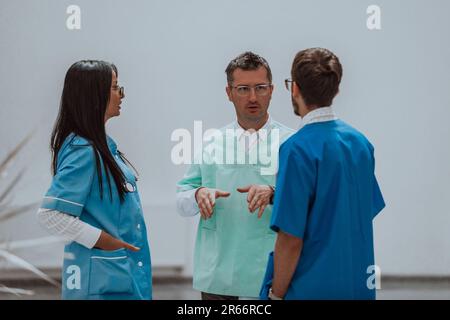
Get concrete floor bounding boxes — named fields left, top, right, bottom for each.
left=1, top=278, right=450, bottom=300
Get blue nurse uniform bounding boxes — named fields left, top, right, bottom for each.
left=261, top=119, right=385, bottom=300
left=41, top=134, right=152, bottom=300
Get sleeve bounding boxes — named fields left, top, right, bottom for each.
left=176, top=188, right=200, bottom=217
left=367, top=144, right=385, bottom=218
left=40, top=145, right=96, bottom=217
left=371, top=148, right=385, bottom=218
left=176, top=163, right=202, bottom=192
left=270, top=143, right=315, bottom=239
left=37, top=208, right=102, bottom=249
left=372, top=177, right=385, bottom=218
left=176, top=162, right=202, bottom=216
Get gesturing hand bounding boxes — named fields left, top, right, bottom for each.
left=237, top=184, right=273, bottom=218
left=195, top=187, right=230, bottom=219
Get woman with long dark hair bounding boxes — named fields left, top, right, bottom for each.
left=37, top=60, right=152, bottom=300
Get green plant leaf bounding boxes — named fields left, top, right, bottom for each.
left=0, top=249, right=60, bottom=287
left=0, top=236, right=61, bottom=250
left=0, top=131, right=34, bottom=175
left=0, top=284, right=34, bottom=296
left=0, top=202, right=38, bottom=223
left=0, top=169, right=25, bottom=204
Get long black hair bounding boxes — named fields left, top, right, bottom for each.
left=51, top=60, right=127, bottom=201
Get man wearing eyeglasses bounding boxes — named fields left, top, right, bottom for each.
left=177, top=52, right=294, bottom=300
left=260, top=48, right=385, bottom=300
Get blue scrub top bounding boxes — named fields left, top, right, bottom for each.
left=41, top=134, right=152, bottom=300
left=264, top=119, right=385, bottom=300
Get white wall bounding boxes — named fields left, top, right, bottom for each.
left=0, top=0, right=449, bottom=275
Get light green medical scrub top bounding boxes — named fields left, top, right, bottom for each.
left=177, top=119, right=294, bottom=297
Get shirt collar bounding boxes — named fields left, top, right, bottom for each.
left=301, top=107, right=338, bottom=127
left=233, top=114, right=272, bottom=141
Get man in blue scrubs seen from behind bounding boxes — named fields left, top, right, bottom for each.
left=261, top=48, right=385, bottom=300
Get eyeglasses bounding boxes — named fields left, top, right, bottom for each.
left=231, top=84, right=272, bottom=97
left=284, top=79, right=294, bottom=91
left=112, top=85, right=125, bottom=98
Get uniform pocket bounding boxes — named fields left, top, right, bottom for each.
left=88, top=248, right=133, bottom=296
left=201, top=209, right=217, bottom=230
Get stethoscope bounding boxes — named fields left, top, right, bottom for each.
left=117, top=151, right=139, bottom=193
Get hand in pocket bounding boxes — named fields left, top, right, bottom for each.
left=94, top=231, right=140, bottom=251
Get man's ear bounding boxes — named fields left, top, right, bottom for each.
left=226, top=86, right=232, bottom=101
left=292, top=81, right=301, bottom=99
left=267, top=84, right=274, bottom=101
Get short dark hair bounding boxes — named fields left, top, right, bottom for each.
left=225, top=51, right=272, bottom=84
left=291, top=48, right=342, bottom=107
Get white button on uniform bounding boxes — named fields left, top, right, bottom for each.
left=138, top=261, right=143, bottom=267
left=125, top=182, right=135, bottom=192
left=137, top=224, right=141, bottom=230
